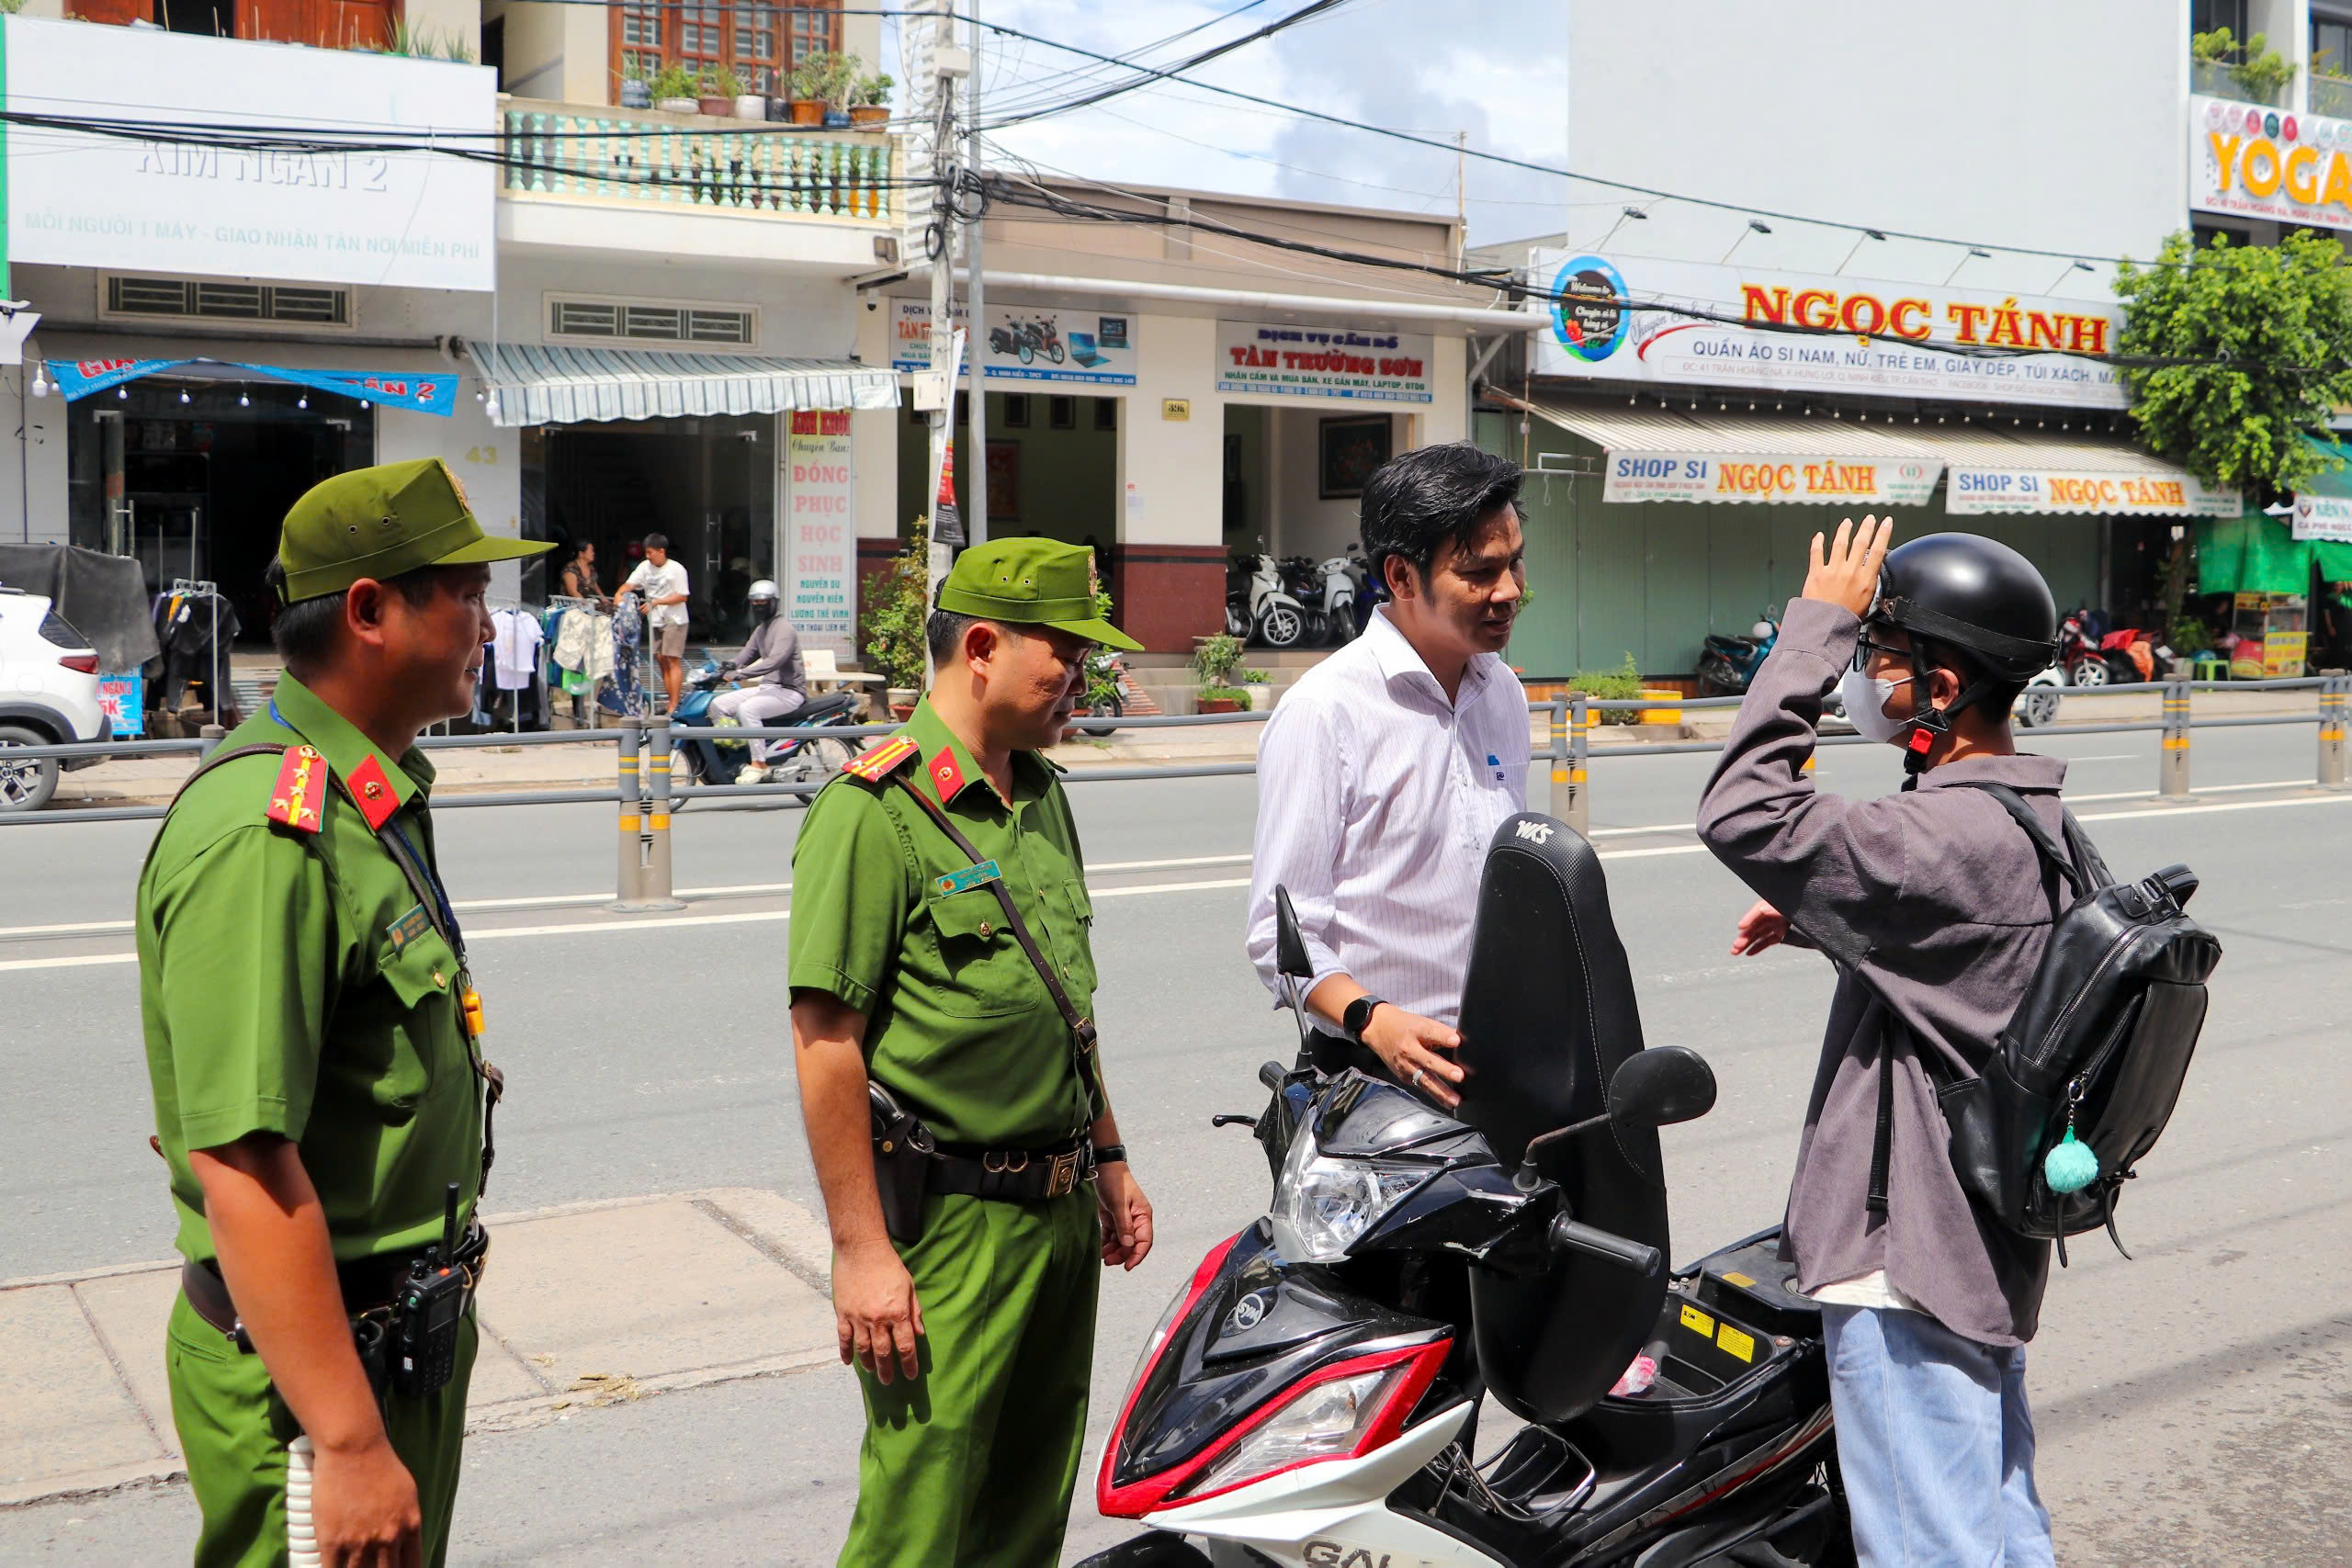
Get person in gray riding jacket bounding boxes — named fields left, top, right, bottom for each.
left=711, top=579, right=807, bottom=776
left=1696, top=518, right=2072, bottom=1568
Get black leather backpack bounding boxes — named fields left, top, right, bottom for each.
left=1917, top=783, right=2223, bottom=1261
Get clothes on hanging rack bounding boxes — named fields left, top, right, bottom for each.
left=153, top=585, right=241, bottom=717
left=490, top=607, right=543, bottom=691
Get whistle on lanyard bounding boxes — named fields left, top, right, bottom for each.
left=460, top=982, right=485, bottom=1041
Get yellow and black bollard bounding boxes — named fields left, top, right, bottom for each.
left=2158, top=678, right=2192, bottom=800
left=2321, top=673, right=2346, bottom=791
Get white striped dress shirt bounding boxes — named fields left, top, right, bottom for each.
left=1246, top=607, right=1531, bottom=1027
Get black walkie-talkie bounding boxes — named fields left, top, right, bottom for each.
left=390, top=1182, right=469, bottom=1401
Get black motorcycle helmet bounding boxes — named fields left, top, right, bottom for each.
left=1867, top=532, right=2059, bottom=774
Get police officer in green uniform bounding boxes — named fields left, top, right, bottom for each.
left=788, top=537, right=1157, bottom=1568
left=137, top=457, right=551, bottom=1568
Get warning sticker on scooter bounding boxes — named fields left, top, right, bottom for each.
left=1679, top=1303, right=1715, bottom=1339
left=1717, top=1324, right=1757, bottom=1362
left=934, top=860, right=1003, bottom=897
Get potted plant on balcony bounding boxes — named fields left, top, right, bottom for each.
left=619, top=60, right=654, bottom=110
left=785, top=53, right=830, bottom=126
left=698, top=66, right=738, bottom=118
left=651, top=63, right=701, bottom=116
left=850, top=72, right=894, bottom=128
left=728, top=67, right=766, bottom=122
left=799, top=50, right=862, bottom=127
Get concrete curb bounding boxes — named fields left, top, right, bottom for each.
left=0, top=1188, right=837, bottom=1510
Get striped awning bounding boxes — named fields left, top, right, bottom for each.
left=467, top=342, right=898, bottom=427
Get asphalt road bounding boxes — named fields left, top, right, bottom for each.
left=5, top=725, right=2349, bottom=1565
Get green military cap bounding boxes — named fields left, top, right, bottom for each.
left=276, top=457, right=554, bottom=604
left=934, top=537, right=1142, bottom=650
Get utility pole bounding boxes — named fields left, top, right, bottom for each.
left=1454, top=130, right=1467, bottom=268
left=907, top=0, right=970, bottom=681
left=964, top=0, right=988, bottom=547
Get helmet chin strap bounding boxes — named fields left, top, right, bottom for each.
left=1898, top=642, right=1997, bottom=788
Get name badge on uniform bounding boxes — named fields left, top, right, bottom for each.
left=385, top=903, right=434, bottom=953
left=933, top=859, right=1002, bottom=897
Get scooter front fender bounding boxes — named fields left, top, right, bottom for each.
left=1141, top=1402, right=1505, bottom=1568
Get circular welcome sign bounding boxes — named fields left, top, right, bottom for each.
left=1551, top=254, right=1631, bottom=363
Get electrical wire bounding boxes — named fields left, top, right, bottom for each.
left=983, top=0, right=1356, bottom=129
left=974, top=0, right=1278, bottom=124
left=958, top=9, right=2163, bottom=271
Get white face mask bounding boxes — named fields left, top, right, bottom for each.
left=1836, top=666, right=1916, bottom=745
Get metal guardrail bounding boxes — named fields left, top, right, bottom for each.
left=6, top=682, right=2349, bottom=914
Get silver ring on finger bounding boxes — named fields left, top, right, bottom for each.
left=1408, top=1066, right=1428, bottom=1091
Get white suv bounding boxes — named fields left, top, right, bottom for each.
left=0, top=587, right=108, bottom=811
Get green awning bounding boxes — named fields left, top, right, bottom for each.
left=2199, top=439, right=2352, bottom=591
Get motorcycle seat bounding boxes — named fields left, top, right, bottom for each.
left=795, top=691, right=861, bottom=723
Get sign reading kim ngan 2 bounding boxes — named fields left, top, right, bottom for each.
left=4, top=16, right=495, bottom=291
left=1216, top=321, right=1434, bottom=403
left=1531, top=250, right=2125, bottom=410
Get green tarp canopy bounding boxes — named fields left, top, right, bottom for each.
left=2197, top=438, right=2352, bottom=591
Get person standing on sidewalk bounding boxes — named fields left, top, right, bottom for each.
left=137, top=458, right=549, bottom=1568
left=1699, top=519, right=2067, bottom=1567
left=1245, top=441, right=1532, bottom=1107
left=787, top=537, right=1155, bottom=1568
left=617, top=532, right=690, bottom=713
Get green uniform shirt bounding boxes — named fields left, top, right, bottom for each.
left=136, top=675, right=483, bottom=1268
left=787, top=697, right=1098, bottom=1147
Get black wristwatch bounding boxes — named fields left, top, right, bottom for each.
left=1342, top=994, right=1387, bottom=1044
left=1091, top=1143, right=1127, bottom=1167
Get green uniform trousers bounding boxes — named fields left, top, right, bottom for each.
left=841, top=1189, right=1102, bottom=1568
left=164, top=1292, right=477, bottom=1568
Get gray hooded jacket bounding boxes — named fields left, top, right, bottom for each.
left=1696, top=598, right=2066, bottom=1347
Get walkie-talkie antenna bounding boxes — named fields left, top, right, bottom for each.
left=440, top=1181, right=460, bottom=1265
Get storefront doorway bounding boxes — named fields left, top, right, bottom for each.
left=64, top=379, right=374, bottom=640
left=529, top=414, right=775, bottom=644
left=894, top=391, right=1119, bottom=552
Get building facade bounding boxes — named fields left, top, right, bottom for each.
left=1476, top=0, right=2350, bottom=679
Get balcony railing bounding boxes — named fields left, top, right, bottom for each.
left=2314, top=73, right=2352, bottom=120
left=500, top=103, right=896, bottom=224
left=2192, top=57, right=2286, bottom=106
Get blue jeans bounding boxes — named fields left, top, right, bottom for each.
left=1820, top=1304, right=2053, bottom=1568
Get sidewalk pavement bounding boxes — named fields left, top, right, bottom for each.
left=43, top=686, right=2324, bottom=808
left=1, top=1190, right=837, bottom=1507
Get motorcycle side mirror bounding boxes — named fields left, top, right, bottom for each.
left=1273, top=886, right=1314, bottom=980
left=1607, top=1047, right=1718, bottom=1130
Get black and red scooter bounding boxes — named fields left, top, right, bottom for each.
left=1080, top=816, right=1852, bottom=1568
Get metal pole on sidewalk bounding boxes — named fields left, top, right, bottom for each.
left=639, top=717, right=683, bottom=911
left=2321, top=673, right=2347, bottom=790
left=614, top=716, right=647, bottom=908
left=2159, top=678, right=2191, bottom=799
left=1564, top=694, right=1590, bottom=837
left=198, top=723, right=226, bottom=759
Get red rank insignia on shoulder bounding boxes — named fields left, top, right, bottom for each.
left=842, top=735, right=919, bottom=781
left=266, top=745, right=326, bottom=835
left=927, top=748, right=967, bottom=800
left=345, top=754, right=401, bottom=831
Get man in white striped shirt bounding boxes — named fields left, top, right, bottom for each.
left=1246, top=443, right=1532, bottom=1108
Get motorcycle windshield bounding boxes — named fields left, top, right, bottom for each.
left=1452, top=813, right=1671, bottom=1427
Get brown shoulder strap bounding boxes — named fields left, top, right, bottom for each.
left=167, top=743, right=287, bottom=809
left=887, top=773, right=1106, bottom=1129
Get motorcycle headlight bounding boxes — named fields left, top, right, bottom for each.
left=1270, top=1113, right=1428, bottom=1264
left=1175, top=1364, right=1405, bottom=1501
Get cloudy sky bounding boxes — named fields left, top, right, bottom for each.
left=884, top=0, right=1573, bottom=248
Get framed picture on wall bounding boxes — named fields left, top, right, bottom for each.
left=1050, top=395, right=1077, bottom=430
left=1003, top=393, right=1031, bottom=429
left=1318, top=414, right=1392, bottom=500
left=986, top=440, right=1021, bottom=522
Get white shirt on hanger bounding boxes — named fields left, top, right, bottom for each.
left=490, top=607, right=543, bottom=690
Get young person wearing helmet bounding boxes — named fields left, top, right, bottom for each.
left=710, top=580, right=808, bottom=781
left=1697, top=517, right=2072, bottom=1567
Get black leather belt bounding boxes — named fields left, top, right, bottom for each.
left=927, top=1136, right=1096, bottom=1201
left=180, top=1224, right=490, bottom=1347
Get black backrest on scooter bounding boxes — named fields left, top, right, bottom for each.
left=1453, top=813, right=1670, bottom=1427
left=796, top=691, right=862, bottom=723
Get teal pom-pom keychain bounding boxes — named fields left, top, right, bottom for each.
left=2043, top=1126, right=2100, bottom=1194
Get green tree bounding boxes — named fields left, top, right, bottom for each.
left=2113, top=230, right=2352, bottom=495
left=861, top=517, right=932, bottom=691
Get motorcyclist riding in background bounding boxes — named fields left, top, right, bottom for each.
left=709, top=580, right=808, bottom=783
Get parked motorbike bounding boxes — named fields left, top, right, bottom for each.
left=1696, top=617, right=1780, bottom=697
left=1227, top=547, right=1309, bottom=649
left=1316, top=552, right=1362, bottom=645
left=1079, top=649, right=1131, bottom=738
left=2058, top=608, right=2150, bottom=687
left=1279, top=556, right=1330, bottom=645
left=669, top=661, right=864, bottom=804
left=1080, top=818, right=1849, bottom=1568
